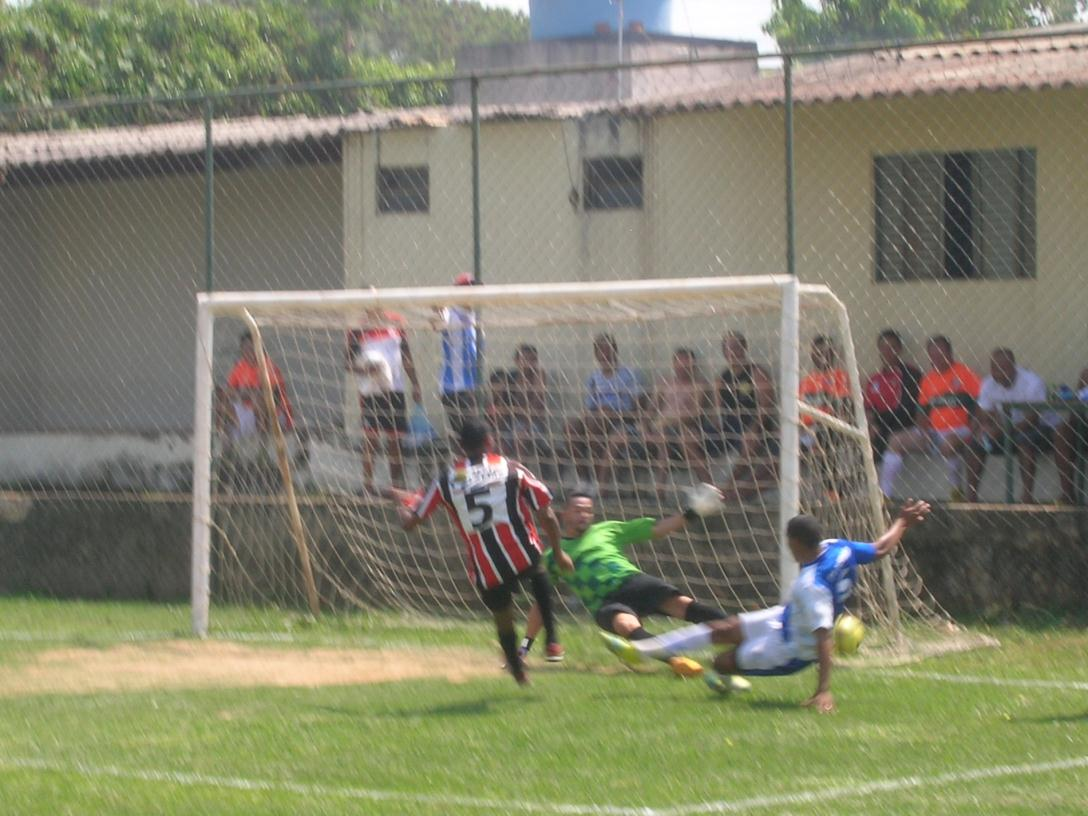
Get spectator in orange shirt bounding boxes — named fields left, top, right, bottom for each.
left=799, top=336, right=851, bottom=501
left=878, top=335, right=982, bottom=501
left=223, top=331, right=294, bottom=440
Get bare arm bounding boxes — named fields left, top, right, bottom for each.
left=873, top=499, right=930, bottom=558
left=753, top=365, right=777, bottom=429
left=536, top=506, right=572, bottom=572
left=651, top=513, right=689, bottom=539
left=803, top=628, right=835, bottom=713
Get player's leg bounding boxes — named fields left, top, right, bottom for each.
left=359, top=397, right=380, bottom=493
left=480, top=583, right=528, bottom=685
left=386, top=392, right=407, bottom=487
left=939, top=428, right=976, bottom=501
left=525, top=567, right=563, bottom=661
left=1015, top=429, right=1043, bottom=503
left=1055, top=415, right=1081, bottom=504
left=879, top=426, right=928, bottom=497
left=658, top=594, right=729, bottom=624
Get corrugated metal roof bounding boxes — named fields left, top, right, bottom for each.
left=2, top=31, right=1086, bottom=170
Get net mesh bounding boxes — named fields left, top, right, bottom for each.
left=201, top=281, right=972, bottom=657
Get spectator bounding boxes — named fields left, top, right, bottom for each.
left=507, top=344, right=553, bottom=460
left=879, top=335, right=981, bottom=502
left=487, top=368, right=516, bottom=438
left=347, top=310, right=422, bottom=492
left=1055, top=366, right=1088, bottom=505
left=648, top=347, right=716, bottom=488
left=799, top=336, right=851, bottom=501
left=974, top=348, right=1056, bottom=504
left=863, top=329, right=922, bottom=464
left=435, top=273, right=481, bottom=436
left=718, top=331, right=777, bottom=498
left=565, top=333, right=647, bottom=490
left=223, top=331, right=294, bottom=440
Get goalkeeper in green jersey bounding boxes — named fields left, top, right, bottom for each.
left=521, top=486, right=736, bottom=679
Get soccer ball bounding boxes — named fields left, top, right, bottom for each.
left=833, top=613, right=865, bottom=656
left=682, top=483, right=724, bottom=517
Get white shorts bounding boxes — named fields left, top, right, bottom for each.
left=735, top=605, right=812, bottom=677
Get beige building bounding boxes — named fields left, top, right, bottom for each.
left=1, top=31, right=1085, bottom=486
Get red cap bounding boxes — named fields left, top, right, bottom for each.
left=453, top=273, right=475, bottom=286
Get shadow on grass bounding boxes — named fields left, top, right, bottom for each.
left=392, top=694, right=544, bottom=719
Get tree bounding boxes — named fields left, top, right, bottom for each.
left=0, top=0, right=528, bottom=128
left=765, top=0, right=1086, bottom=51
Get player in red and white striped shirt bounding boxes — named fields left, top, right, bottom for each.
left=393, top=418, right=573, bottom=685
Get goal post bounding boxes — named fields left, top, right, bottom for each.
left=190, top=275, right=948, bottom=653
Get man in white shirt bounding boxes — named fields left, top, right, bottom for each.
left=975, top=347, right=1056, bottom=503
left=436, top=273, right=481, bottom=436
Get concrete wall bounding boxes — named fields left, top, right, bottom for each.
left=0, top=159, right=342, bottom=435
left=453, top=39, right=756, bottom=105
left=1, top=496, right=1082, bottom=619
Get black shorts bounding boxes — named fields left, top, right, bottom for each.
left=478, top=563, right=545, bottom=613
left=360, top=392, right=407, bottom=433
left=594, top=573, right=683, bottom=630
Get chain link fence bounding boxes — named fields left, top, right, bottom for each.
left=2, top=29, right=1086, bottom=611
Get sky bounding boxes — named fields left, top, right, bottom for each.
left=468, top=0, right=781, bottom=54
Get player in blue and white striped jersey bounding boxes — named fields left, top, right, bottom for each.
left=602, top=500, right=930, bottom=712
left=437, top=273, right=482, bottom=435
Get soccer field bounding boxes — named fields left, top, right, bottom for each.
left=0, top=598, right=1084, bottom=815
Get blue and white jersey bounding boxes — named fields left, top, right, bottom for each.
left=439, top=306, right=479, bottom=394
left=782, top=539, right=878, bottom=660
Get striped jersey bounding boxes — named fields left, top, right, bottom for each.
left=439, top=306, right=479, bottom=394
left=413, top=454, right=553, bottom=590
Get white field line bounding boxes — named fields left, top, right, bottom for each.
left=1, top=755, right=1087, bottom=816
left=655, top=755, right=1088, bottom=815
left=869, top=669, right=1088, bottom=692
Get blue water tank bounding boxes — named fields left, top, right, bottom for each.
left=530, top=0, right=681, bottom=41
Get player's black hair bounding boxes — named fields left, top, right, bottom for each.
left=785, top=514, right=823, bottom=550
left=674, top=346, right=697, bottom=359
left=927, top=334, right=952, bottom=354
left=877, top=328, right=902, bottom=347
left=515, top=343, right=538, bottom=357
left=459, top=418, right=491, bottom=456
left=593, top=333, right=618, bottom=352
left=565, top=491, right=594, bottom=505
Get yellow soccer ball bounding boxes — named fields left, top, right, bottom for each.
left=834, top=613, right=865, bottom=656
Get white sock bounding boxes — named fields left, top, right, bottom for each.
left=879, top=451, right=903, bottom=497
left=630, top=623, right=713, bottom=659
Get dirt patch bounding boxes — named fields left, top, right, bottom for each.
left=0, top=641, right=498, bottom=696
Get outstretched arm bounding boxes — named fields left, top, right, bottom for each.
left=385, top=485, right=427, bottom=532
left=802, top=628, right=835, bottom=713
left=873, top=499, right=930, bottom=558
left=536, top=506, right=573, bottom=573
left=652, top=483, right=725, bottom=539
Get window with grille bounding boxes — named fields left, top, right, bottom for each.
left=583, top=156, right=643, bottom=210
left=874, top=148, right=1036, bottom=282
left=377, top=165, right=429, bottom=214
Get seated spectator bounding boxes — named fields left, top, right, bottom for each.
left=864, top=329, right=921, bottom=464
left=647, top=347, right=716, bottom=487
left=799, top=336, right=851, bottom=501
left=974, top=348, right=1056, bottom=504
left=879, top=335, right=981, bottom=502
left=224, top=331, right=294, bottom=441
left=347, top=310, right=422, bottom=492
left=717, top=331, right=777, bottom=498
left=1055, top=366, right=1088, bottom=505
left=506, top=344, right=553, bottom=459
left=565, top=333, right=648, bottom=490
left=487, top=368, right=517, bottom=437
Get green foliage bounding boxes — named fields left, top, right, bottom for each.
left=766, top=0, right=1087, bottom=51
left=0, top=0, right=524, bottom=127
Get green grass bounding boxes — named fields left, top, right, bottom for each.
left=0, top=597, right=1085, bottom=815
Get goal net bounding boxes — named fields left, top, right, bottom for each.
left=192, top=276, right=974, bottom=658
